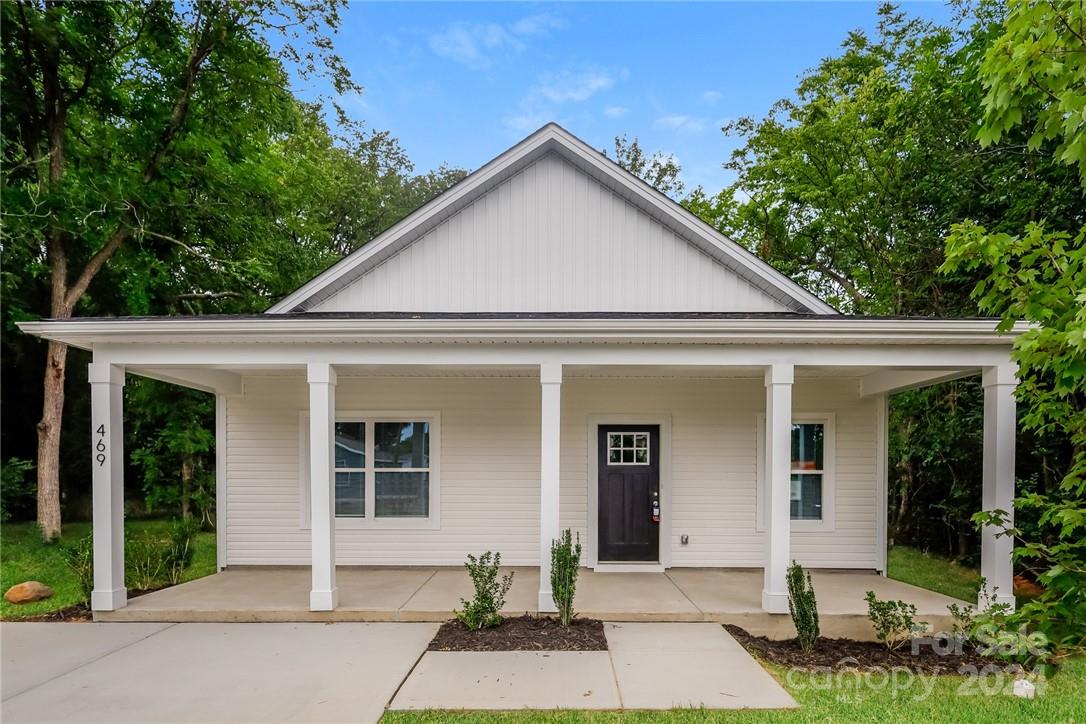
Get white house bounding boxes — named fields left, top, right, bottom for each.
left=21, top=124, right=1019, bottom=618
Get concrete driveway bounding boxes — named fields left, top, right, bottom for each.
left=1, top=622, right=436, bottom=723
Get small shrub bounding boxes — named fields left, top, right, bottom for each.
left=550, top=529, right=582, bottom=626
left=126, top=533, right=168, bottom=591
left=164, top=518, right=200, bottom=585
left=865, top=591, right=923, bottom=650
left=946, top=602, right=976, bottom=645
left=454, top=551, right=514, bottom=631
left=786, top=561, right=819, bottom=654
left=61, top=534, right=94, bottom=605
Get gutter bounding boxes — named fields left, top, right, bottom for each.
left=16, top=317, right=1026, bottom=349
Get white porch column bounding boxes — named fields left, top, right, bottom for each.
left=762, top=363, right=793, bottom=614
left=89, top=362, right=126, bottom=611
left=538, top=362, right=562, bottom=613
left=981, top=365, right=1017, bottom=610
left=307, top=363, right=337, bottom=611
left=215, top=393, right=227, bottom=571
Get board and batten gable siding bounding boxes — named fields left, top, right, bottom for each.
left=306, top=153, right=796, bottom=313
left=225, top=375, right=878, bottom=569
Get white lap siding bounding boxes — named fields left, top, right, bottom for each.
left=225, top=375, right=878, bottom=569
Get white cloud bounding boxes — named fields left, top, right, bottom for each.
left=700, top=90, right=722, bottom=105
left=537, top=69, right=616, bottom=103
left=429, top=13, right=565, bottom=69
left=510, top=13, right=566, bottom=37
left=505, top=66, right=623, bottom=134
left=604, top=105, right=629, bottom=118
left=654, top=114, right=708, bottom=134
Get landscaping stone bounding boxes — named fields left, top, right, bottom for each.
left=4, top=582, right=53, bottom=604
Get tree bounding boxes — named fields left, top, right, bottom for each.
left=941, top=0, right=1085, bottom=661
left=976, top=0, right=1086, bottom=181
left=707, top=3, right=1081, bottom=315
left=1, top=0, right=355, bottom=539
left=686, top=1, right=1083, bottom=561
left=608, top=134, right=684, bottom=197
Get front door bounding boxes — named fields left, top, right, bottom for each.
left=598, top=424, right=660, bottom=562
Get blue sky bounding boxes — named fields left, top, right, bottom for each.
left=303, top=2, right=954, bottom=194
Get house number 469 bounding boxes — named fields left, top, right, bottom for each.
left=96, top=424, right=107, bottom=466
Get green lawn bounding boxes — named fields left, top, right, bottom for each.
left=381, top=656, right=1086, bottom=723
left=887, top=545, right=982, bottom=603
left=1, top=519, right=216, bottom=620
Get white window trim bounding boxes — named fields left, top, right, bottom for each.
left=755, top=412, right=836, bottom=533
left=299, top=410, right=441, bottom=531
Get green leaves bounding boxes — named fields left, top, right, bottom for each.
left=977, top=1, right=1086, bottom=182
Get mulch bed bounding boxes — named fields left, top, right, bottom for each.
left=429, top=615, right=608, bottom=652
left=725, top=624, right=995, bottom=675
left=2, top=604, right=92, bottom=623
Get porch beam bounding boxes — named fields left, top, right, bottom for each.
left=93, top=343, right=1015, bottom=370
left=859, top=369, right=976, bottom=397
left=89, top=362, right=126, bottom=611
left=127, top=366, right=242, bottom=395
left=981, top=364, right=1017, bottom=609
left=762, top=363, right=793, bottom=614
left=307, top=362, right=338, bottom=611
left=538, top=362, right=562, bottom=613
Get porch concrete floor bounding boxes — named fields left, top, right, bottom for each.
left=99, top=567, right=964, bottom=640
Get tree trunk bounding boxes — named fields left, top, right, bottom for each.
left=957, top=530, right=970, bottom=561
left=180, top=455, right=192, bottom=519
left=36, top=339, right=68, bottom=540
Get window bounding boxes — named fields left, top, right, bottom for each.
left=790, top=423, right=824, bottom=521
left=607, top=432, right=650, bottom=465
left=334, top=422, right=365, bottom=517
left=374, top=422, right=430, bottom=518
left=302, top=412, right=439, bottom=528
left=756, top=413, right=835, bottom=532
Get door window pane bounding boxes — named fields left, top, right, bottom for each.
left=791, top=423, right=824, bottom=470
left=375, top=422, right=429, bottom=468
left=334, top=422, right=365, bottom=469
left=790, top=473, right=822, bottom=520
left=375, top=472, right=429, bottom=517
left=606, top=431, right=650, bottom=465
left=335, top=471, right=365, bottom=517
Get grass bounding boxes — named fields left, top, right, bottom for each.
left=379, top=656, right=1086, bottom=722
left=886, top=545, right=982, bottom=603
left=0, top=519, right=216, bottom=620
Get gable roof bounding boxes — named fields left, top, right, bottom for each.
left=267, top=123, right=838, bottom=315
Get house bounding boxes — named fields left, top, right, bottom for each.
left=19, top=124, right=1020, bottom=619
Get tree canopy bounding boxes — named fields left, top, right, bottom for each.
left=0, top=0, right=465, bottom=535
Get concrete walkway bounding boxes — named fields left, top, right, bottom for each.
left=1, top=622, right=436, bottom=723
left=391, top=622, right=797, bottom=711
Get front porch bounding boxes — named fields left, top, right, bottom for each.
left=97, top=566, right=962, bottom=640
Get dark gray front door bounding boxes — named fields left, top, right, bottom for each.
left=597, top=424, right=660, bottom=562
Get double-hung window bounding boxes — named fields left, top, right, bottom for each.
left=757, top=413, right=835, bottom=532
left=306, top=412, right=439, bottom=528
left=790, top=422, right=824, bottom=521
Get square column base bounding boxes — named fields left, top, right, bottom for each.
left=538, top=590, right=556, bottom=613
left=761, top=589, right=788, bottom=614
left=91, top=587, right=128, bottom=612
left=310, top=588, right=338, bottom=611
